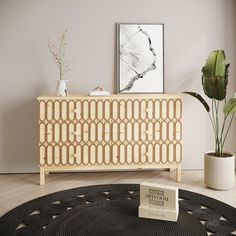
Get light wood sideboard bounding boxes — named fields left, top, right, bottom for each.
left=37, top=94, right=183, bottom=185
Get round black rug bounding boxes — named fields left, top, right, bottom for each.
left=0, top=184, right=236, bottom=236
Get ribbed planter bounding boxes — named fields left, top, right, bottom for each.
left=204, top=151, right=235, bottom=190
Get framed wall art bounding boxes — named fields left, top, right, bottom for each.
left=117, top=23, right=164, bottom=93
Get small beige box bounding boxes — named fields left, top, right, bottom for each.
left=139, top=182, right=179, bottom=222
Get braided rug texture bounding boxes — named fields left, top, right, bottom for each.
left=0, top=184, right=236, bottom=236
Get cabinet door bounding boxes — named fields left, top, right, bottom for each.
left=110, top=98, right=155, bottom=165
left=153, top=99, right=170, bottom=164
left=152, top=98, right=182, bottom=164
left=80, top=99, right=112, bottom=166
left=110, top=99, right=127, bottom=164
left=174, top=99, right=182, bottom=163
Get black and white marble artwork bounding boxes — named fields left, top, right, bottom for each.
left=118, top=24, right=164, bottom=93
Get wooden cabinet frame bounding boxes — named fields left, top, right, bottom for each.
left=37, top=94, right=183, bottom=185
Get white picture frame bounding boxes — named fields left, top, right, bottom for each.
left=117, top=23, right=164, bottom=94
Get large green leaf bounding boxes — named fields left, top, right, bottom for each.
left=223, top=98, right=236, bottom=115
left=203, top=50, right=226, bottom=78
left=183, top=92, right=210, bottom=112
left=201, top=50, right=229, bottom=101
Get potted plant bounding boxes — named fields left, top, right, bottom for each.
left=184, top=50, right=236, bottom=190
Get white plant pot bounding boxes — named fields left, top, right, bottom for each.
left=55, top=80, right=68, bottom=97
left=204, top=151, right=235, bottom=190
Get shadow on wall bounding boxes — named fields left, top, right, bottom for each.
left=2, top=98, right=39, bottom=173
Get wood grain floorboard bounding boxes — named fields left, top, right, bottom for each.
left=0, top=170, right=236, bottom=217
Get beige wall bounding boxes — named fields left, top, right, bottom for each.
left=0, top=0, right=235, bottom=172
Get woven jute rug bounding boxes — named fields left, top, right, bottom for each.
left=0, top=184, right=236, bottom=236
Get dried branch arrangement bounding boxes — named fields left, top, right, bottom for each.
left=48, top=29, right=70, bottom=80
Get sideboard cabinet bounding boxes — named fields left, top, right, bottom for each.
left=37, top=94, right=182, bottom=185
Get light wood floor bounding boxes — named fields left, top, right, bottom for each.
left=0, top=170, right=236, bottom=217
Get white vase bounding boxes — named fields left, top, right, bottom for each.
left=55, top=80, right=68, bottom=97
left=204, top=151, right=235, bottom=190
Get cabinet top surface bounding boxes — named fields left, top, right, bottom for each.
left=37, top=94, right=183, bottom=100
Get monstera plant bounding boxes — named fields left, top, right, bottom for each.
left=184, top=50, right=236, bottom=190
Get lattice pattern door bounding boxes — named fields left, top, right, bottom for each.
left=110, top=98, right=182, bottom=166
left=39, top=99, right=113, bottom=166
left=38, top=95, right=182, bottom=185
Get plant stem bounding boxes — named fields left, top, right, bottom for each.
left=217, top=100, right=220, bottom=154
left=213, top=99, right=220, bottom=155
left=219, top=115, right=227, bottom=154
left=207, top=112, right=217, bottom=141
left=211, top=99, right=216, bottom=128
left=207, top=100, right=217, bottom=147
left=222, top=114, right=234, bottom=151
left=211, top=99, right=217, bottom=154
left=59, top=34, right=64, bottom=80
left=219, top=97, right=227, bottom=155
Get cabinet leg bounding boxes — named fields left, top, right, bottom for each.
left=176, top=165, right=181, bottom=182
left=40, top=168, right=45, bottom=185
